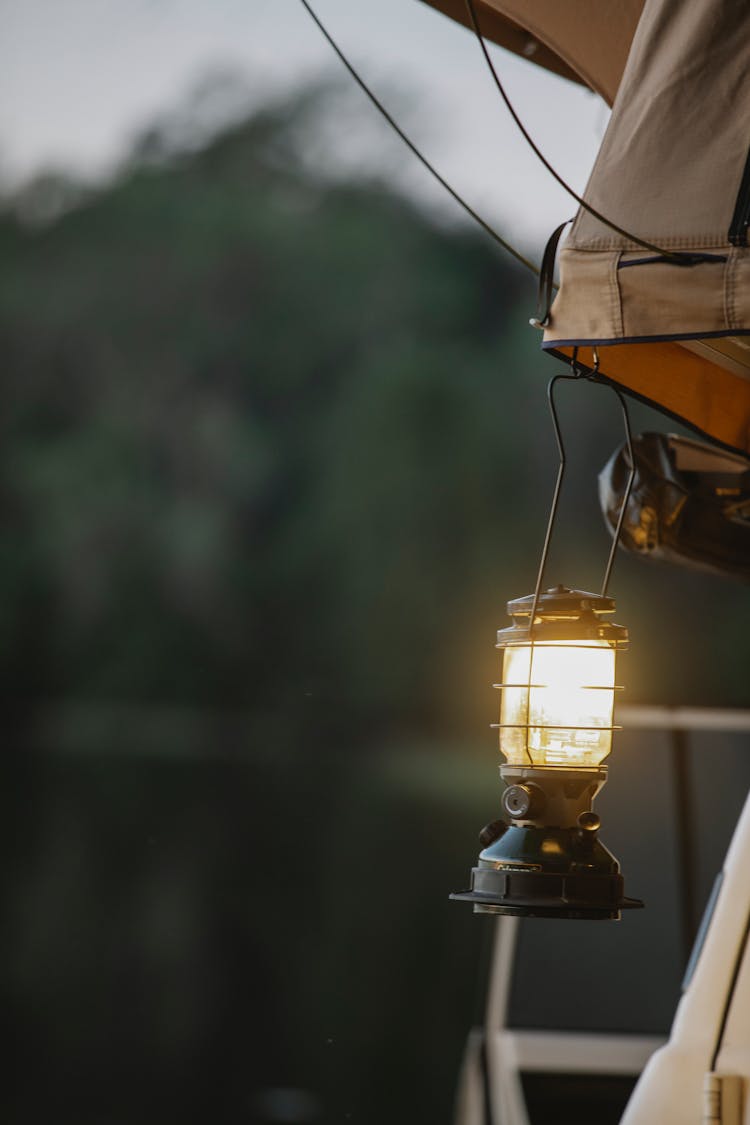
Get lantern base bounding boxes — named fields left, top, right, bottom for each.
left=450, top=823, right=644, bottom=920
left=450, top=871, right=643, bottom=920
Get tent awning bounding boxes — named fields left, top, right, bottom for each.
left=421, top=0, right=644, bottom=105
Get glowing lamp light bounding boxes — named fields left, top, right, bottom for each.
left=500, top=639, right=615, bottom=767
left=451, top=584, right=642, bottom=921
left=498, top=587, right=624, bottom=770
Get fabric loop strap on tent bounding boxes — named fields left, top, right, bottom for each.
left=530, top=219, right=573, bottom=329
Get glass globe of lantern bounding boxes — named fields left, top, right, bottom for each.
left=496, top=585, right=628, bottom=771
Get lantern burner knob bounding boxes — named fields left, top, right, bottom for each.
left=502, top=782, right=546, bottom=821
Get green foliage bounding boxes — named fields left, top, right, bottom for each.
left=0, top=88, right=532, bottom=719
left=0, top=85, right=748, bottom=722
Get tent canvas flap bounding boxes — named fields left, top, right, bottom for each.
left=543, top=0, right=750, bottom=456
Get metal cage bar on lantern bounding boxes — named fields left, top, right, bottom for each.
left=494, top=589, right=628, bottom=769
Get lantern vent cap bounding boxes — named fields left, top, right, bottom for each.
left=498, top=584, right=628, bottom=647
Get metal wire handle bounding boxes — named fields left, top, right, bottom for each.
left=528, top=355, right=637, bottom=628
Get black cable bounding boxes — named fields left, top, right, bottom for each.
left=297, top=0, right=540, bottom=278
left=463, top=0, right=689, bottom=263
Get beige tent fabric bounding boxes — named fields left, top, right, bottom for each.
left=421, top=0, right=644, bottom=105
left=542, top=0, right=750, bottom=456
left=565, top=0, right=750, bottom=250
left=421, top=0, right=750, bottom=454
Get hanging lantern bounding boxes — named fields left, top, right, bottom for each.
left=451, top=584, right=642, bottom=919
left=451, top=366, right=646, bottom=920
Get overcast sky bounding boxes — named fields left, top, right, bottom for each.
left=0, top=0, right=610, bottom=255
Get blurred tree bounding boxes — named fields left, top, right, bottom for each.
left=1, top=81, right=745, bottom=724
left=0, top=82, right=539, bottom=727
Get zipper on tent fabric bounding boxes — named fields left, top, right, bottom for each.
left=617, top=253, right=727, bottom=269
left=728, top=146, right=750, bottom=246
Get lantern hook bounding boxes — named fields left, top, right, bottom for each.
left=529, top=355, right=636, bottom=626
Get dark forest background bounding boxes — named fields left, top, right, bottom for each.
left=3, top=82, right=750, bottom=1125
